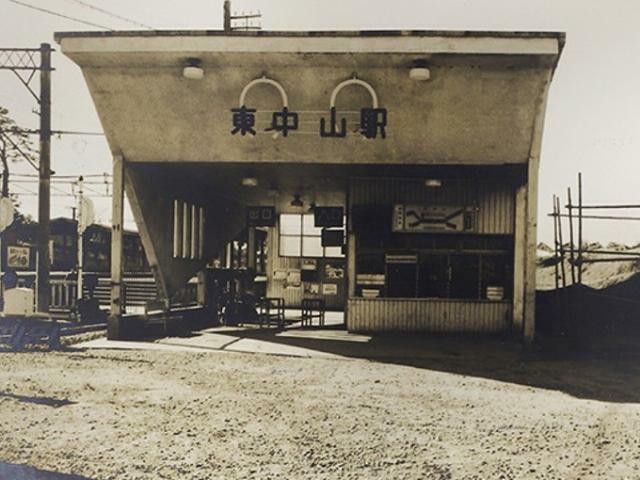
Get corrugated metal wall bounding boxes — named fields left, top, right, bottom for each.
left=348, top=298, right=511, bottom=333
left=350, top=178, right=515, bottom=235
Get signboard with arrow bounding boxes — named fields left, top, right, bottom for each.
left=392, top=204, right=474, bottom=233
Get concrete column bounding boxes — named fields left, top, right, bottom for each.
left=107, top=155, right=125, bottom=339
left=512, top=184, right=527, bottom=334
left=523, top=72, right=552, bottom=343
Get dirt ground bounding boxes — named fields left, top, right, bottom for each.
left=2, top=337, right=640, bottom=480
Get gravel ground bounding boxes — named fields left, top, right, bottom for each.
left=1, top=343, right=640, bottom=479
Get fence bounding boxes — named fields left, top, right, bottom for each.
left=3, top=271, right=198, bottom=316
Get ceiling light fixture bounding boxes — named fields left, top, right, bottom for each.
left=290, top=194, right=303, bottom=207
left=183, top=58, right=204, bottom=80
left=409, top=59, right=431, bottom=81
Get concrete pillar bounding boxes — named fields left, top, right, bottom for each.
left=107, top=155, right=125, bottom=340
left=512, top=184, right=527, bottom=334
left=523, top=72, right=552, bottom=343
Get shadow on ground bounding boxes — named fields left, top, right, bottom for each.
left=176, top=325, right=640, bottom=404
left=0, top=463, right=91, bottom=479
left=0, top=392, right=75, bottom=408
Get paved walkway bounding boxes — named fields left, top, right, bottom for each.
left=78, top=310, right=518, bottom=362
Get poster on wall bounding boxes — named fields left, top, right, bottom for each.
left=324, top=262, right=344, bottom=280
left=302, top=259, right=317, bottom=270
left=304, top=283, right=320, bottom=295
left=273, top=269, right=287, bottom=281
left=286, top=270, right=301, bottom=288
left=322, top=283, right=338, bottom=295
left=7, top=246, right=30, bottom=269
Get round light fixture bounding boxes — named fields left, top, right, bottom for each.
left=410, top=67, right=431, bottom=81
left=241, top=177, right=258, bottom=187
left=424, top=179, right=442, bottom=188
left=409, top=59, right=431, bottom=81
left=183, top=58, right=204, bottom=80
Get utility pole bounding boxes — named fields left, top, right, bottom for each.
left=76, top=176, right=83, bottom=303
left=223, top=0, right=231, bottom=32
left=223, top=1, right=261, bottom=32
left=37, top=43, right=52, bottom=312
left=0, top=44, right=53, bottom=311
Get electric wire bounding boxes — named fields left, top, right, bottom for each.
left=8, top=0, right=115, bottom=30
left=60, top=0, right=154, bottom=29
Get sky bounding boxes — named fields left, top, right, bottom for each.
left=0, top=0, right=639, bottom=243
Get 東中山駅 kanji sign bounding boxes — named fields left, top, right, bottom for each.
left=231, top=75, right=387, bottom=139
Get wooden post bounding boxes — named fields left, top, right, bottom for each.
left=512, top=185, right=527, bottom=333
left=247, top=225, right=256, bottom=271
left=37, top=43, right=51, bottom=313
left=552, top=195, right=559, bottom=290
left=567, top=187, right=576, bottom=285
left=556, top=196, right=567, bottom=289
left=578, top=173, right=583, bottom=284
left=108, top=155, right=124, bottom=338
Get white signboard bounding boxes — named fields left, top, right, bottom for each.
left=0, top=197, right=14, bottom=233
left=392, top=204, right=473, bottom=233
left=7, top=245, right=30, bottom=268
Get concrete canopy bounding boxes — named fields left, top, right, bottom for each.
left=56, top=30, right=564, bottom=166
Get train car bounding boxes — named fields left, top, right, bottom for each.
left=1, top=217, right=149, bottom=274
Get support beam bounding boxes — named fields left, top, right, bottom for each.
left=523, top=72, right=552, bottom=343
left=108, top=155, right=124, bottom=338
left=512, top=184, right=526, bottom=334
left=124, top=166, right=169, bottom=303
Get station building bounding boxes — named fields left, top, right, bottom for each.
left=55, top=30, right=565, bottom=340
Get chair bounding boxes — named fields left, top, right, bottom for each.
left=301, top=298, right=325, bottom=328
left=257, top=297, right=285, bottom=328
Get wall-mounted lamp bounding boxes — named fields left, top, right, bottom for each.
left=183, top=58, right=204, bottom=80
left=290, top=194, right=303, bottom=207
left=424, top=179, right=442, bottom=188
left=241, top=177, right=258, bottom=187
left=409, top=59, right=431, bottom=81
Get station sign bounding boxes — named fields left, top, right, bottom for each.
left=246, top=206, right=276, bottom=226
left=231, top=76, right=387, bottom=139
left=321, top=229, right=344, bottom=247
left=392, top=205, right=474, bottom=233
left=7, top=245, right=30, bottom=269
left=314, top=207, right=344, bottom=228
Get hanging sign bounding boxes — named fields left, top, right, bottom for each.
left=314, top=207, right=344, bottom=228
left=392, top=205, right=474, bottom=233
left=78, top=196, right=95, bottom=234
left=321, top=229, right=344, bottom=247
left=247, top=206, right=276, bottom=226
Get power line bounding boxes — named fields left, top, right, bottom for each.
left=60, top=0, right=154, bottom=29
left=8, top=0, right=115, bottom=30
left=3, top=127, right=105, bottom=136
